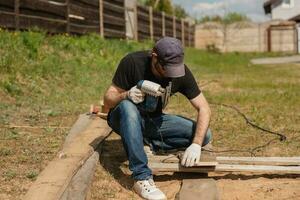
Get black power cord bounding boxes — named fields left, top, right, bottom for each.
left=207, top=103, right=287, bottom=156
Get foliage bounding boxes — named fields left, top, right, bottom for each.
left=145, top=0, right=173, bottom=15
left=138, top=0, right=189, bottom=18
left=198, top=12, right=250, bottom=24
left=173, top=4, right=188, bottom=18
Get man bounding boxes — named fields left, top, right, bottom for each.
left=103, top=37, right=212, bottom=200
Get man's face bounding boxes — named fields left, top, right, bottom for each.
left=151, top=52, right=167, bottom=79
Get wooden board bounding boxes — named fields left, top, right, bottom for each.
left=216, top=156, right=300, bottom=166
left=149, top=162, right=300, bottom=174
left=24, top=117, right=111, bottom=200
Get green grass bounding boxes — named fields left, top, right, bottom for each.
left=0, top=29, right=299, bottom=198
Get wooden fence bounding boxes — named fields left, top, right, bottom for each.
left=136, top=4, right=194, bottom=46
left=0, top=0, right=195, bottom=46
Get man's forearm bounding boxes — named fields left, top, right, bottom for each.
left=193, top=108, right=211, bottom=145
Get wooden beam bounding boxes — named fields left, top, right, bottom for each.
left=216, top=164, right=300, bottom=174
left=173, top=15, right=176, bottom=38
left=162, top=11, right=165, bottom=37
left=149, top=6, right=153, bottom=41
left=149, top=162, right=216, bottom=173
left=99, top=0, right=104, bottom=37
left=24, top=117, right=112, bottom=200
left=181, top=18, right=185, bottom=46
left=149, top=162, right=300, bottom=174
left=133, top=2, right=138, bottom=41
left=216, top=157, right=300, bottom=166
left=66, top=0, right=70, bottom=33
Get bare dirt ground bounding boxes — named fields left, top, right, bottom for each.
left=90, top=133, right=300, bottom=200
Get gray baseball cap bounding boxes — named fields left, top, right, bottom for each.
left=153, top=37, right=185, bottom=78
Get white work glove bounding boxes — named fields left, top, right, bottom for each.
left=127, top=86, right=145, bottom=104
left=181, top=143, right=202, bottom=167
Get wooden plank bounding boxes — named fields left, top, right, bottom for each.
left=0, top=1, right=14, bottom=8
left=104, top=27, right=125, bottom=38
left=216, top=164, right=300, bottom=174
left=70, top=0, right=98, bottom=7
left=24, top=117, right=111, bottom=200
left=103, top=1, right=124, bottom=15
left=105, top=0, right=123, bottom=7
left=149, top=162, right=216, bottom=173
left=103, top=13, right=125, bottom=26
left=149, top=162, right=300, bottom=174
left=19, top=15, right=67, bottom=33
left=148, top=152, right=216, bottom=163
left=0, top=12, right=15, bottom=28
left=20, top=0, right=66, bottom=18
left=217, top=157, right=300, bottom=166
left=69, top=23, right=99, bottom=34
left=69, top=3, right=99, bottom=21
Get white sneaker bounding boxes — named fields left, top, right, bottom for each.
left=133, top=179, right=166, bottom=200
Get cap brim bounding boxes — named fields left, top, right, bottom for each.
left=164, top=63, right=185, bottom=78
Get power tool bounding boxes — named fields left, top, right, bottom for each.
left=137, top=80, right=172, bottom=112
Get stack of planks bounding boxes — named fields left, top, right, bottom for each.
left=148, top=152, right=300, bottom=174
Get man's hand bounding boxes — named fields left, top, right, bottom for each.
left=128, top=86, right=145, bottom=104
left=181, top=143, right=201, bottom=167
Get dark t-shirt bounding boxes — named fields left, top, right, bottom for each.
left=112, top=50, right=201, bottom=116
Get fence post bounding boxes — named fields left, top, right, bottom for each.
left=66, top=0, right=70, bottom=33
left=188, top=23, right=191, bottom=47
left=294, top=24, right=298, bottom=53
left=14, top=0, right=20, bottom=30
left=149, top=6, right=153, bottom=41
left=162, top=11, right=165, bottom=37
left=133, top=4, right=138, bottom=40
left=181, top=19, right=185, bottom=47
left=99, top=0, right=104, bottom=37
left=173, top=15, right=176, bottom=38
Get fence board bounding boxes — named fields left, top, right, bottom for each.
left=0, top=12, right=15, bottom=28
left=0, top=0, right=14, bottom=12
left=184, top=21, right=189, bottom=46
left=104, top=13, right=125, bottom=27
left=69, top=3, right=99, bottom=22
left=0, top=0, right=194, bottom=45
left=20, top=0, right=66, bottom=19
left=104, top=27, right=125, bottom=38
left=71, top=0, right=98, bottom=7
left=19, top=15, right=66, bottom=33
left=165, top=14, right=173, bottom=37
left=103, top=1, right=124, bottom=17
left=69, top=23, right=99, bottom=34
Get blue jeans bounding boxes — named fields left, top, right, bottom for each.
left=107, top=100, right=212, bottom=180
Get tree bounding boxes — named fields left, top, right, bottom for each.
left=145, top=0, right=173, bottom=15
left=197, top=12, right=251, bottom=52
left=173, top=4, right=188, bottom=18
left=197, top=12, right=250, bottom=24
